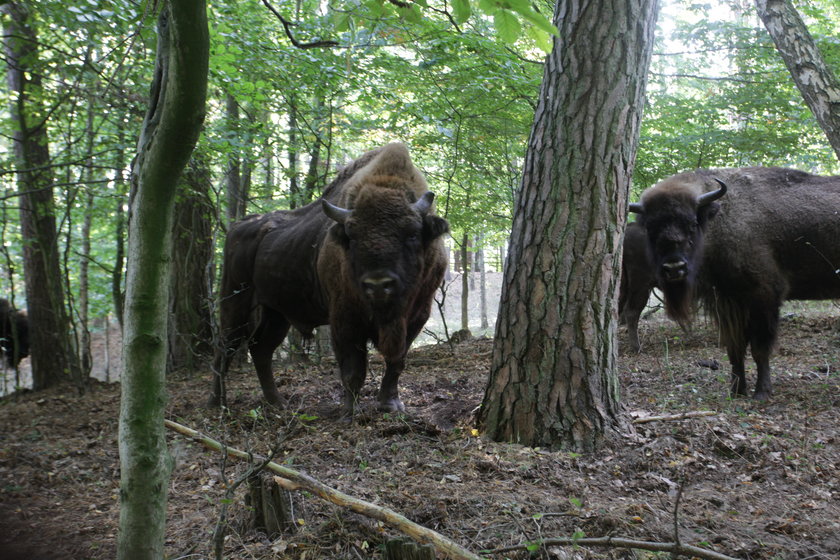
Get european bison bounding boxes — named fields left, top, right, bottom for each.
left=618, top=221, right=657, bottom=353
left=0, top=298, right=29, bottom=369
left=212, top=143, right=449, bottom=418
left=629, top=167, right=840, bottom=400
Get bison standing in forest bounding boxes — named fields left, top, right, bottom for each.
left=629, top=167, right=840, bottom=400
left=618, top=221, right=658, bottom=353
left=211, top=143, right=449, bottom=418
left=0, top=298, right=29, bottom=369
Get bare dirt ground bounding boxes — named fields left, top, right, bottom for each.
left=1, top=301, right=838, bottom=560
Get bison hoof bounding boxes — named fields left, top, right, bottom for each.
left=378, top=399, right=405, bottom=414
left=752, top=390, right=771, bottom=401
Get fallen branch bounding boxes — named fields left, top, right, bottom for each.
left=632, top=410, right=717, bottom=424
left=487, top=535, right=738, bottom=560
left=164, top=419, right=483, bottom=560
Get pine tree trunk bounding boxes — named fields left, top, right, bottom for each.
left=117, top=2, right=208, bottom=558
left=479, top=0, right=659, bottom=451
left=2, top=2, right=80, bottom=390
left=754, top=0, right=840, bottom=160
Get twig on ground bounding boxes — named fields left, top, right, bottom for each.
left=486, top=536, right=738, bottom=560
left=164, top=419, right=483, bottom=560
left=632, top=410, right=717, bottom=424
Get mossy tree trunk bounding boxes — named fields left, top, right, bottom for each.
left=117, top=1, right=208, bottom=558
left=479, top=0, right=659, bottom=451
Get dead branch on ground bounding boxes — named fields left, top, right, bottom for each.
left=632, top=410, right=717, bottom=424
left=164, top=419, right=483, bottom=560
left=487, top=535, right=738, bottom=560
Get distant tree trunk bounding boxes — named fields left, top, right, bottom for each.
left=2, top=1, right=80, bottom=390
left=460, top=233, right=469, bottom=333
left=118, top=2, right=208, bottom=558
left=226, top=93, right=246, bottom=222
left=288, top=94, right=301, bottom=208
left=476, top=235, right=488, bottom=330
left=78, top=92, right=97, bottom=378
left=168, top=157, right=214, bottom=372
left=479, top=0, right=659, bottom=451
left=112, top=124, right=128, bottom=329
left=754, top=0, right=840, bottom=160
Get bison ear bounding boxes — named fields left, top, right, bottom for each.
left=697, top=202, right=721, bottom=228
left=328, top=222, right=351, bottom=248
left=423, top=215, right=449, bottom=242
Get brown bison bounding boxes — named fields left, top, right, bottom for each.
left=629, top=167, right=840, bottom=400
left=618, top=221, right=657, bottom=353
left=211, top=143, right=449, bottom=418
left=0, top=298, right=29, bottom=369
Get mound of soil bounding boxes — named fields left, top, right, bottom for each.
left=1, top=309, right=838, bottom=559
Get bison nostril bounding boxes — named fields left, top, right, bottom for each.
left=362, top=276, right=397, bottom=299
left=661, top=260, right=687, bottom=280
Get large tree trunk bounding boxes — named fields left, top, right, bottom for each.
left=2, top=2, right=80, bottom=390
left=754, top=0, right=840, bottom=161
left=117, top=1, right=208, bottom=558
left=479, top=0, right=659, bottom=451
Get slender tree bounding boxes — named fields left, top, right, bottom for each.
left=479, top=0, right=659, bottom=451
left=117, top=1, right=208, bottom=557
left=2, top=2, right=80, bottom=390
left=754, top=0, right=840, bottom=161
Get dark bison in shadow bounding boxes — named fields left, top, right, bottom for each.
left=0, top=298, right=29, bottom=369
left=212, top=143, right=449, bottom=418
left=618, top=221, right=657, bottom=353
left=630, top=167, right=840, bottom=400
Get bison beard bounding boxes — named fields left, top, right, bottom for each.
left=630, top=167, right=840, bottom=400
left=212, top=143, right=449, bottom=419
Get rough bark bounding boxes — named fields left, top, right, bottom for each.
left=2, top=1, right=80, bottom=390
left=117, top=1, right=208, bottom=558
left=754, top=0, right=840, bottom=161
left=479, top=0, right=659, bottom=451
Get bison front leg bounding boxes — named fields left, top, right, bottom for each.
left=333, top=339, right=368, bottom=420
left=249, top=310, right=290, bottom=406
left=379, top=356, right=406, bottom=413
left=726, top=340, right=749, bottom=398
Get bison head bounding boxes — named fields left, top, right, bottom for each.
left=322, top=187, right=448, bottom=313
left=628, top=175, right=727, bottom=322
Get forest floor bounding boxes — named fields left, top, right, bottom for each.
left=1, top=302, right=839, bottom=560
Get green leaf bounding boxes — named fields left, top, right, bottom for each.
left=526, top=25, right=554, bottom=54
left=494, top=10, right=521, bottom=44
left=452, top=0, right=471, bottom=23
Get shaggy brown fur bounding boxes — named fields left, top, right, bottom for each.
left=212, top=144, right=449, bottom=419
left=631, top=167, right=840, bottom=400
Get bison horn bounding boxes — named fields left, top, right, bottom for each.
left=322, top=199, right=351, bottom=223
left=413, top=191, right=435, bottom=216
left=628, top=202, right=644, bottom=214
left=697, top=178, right=728, bottom=207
